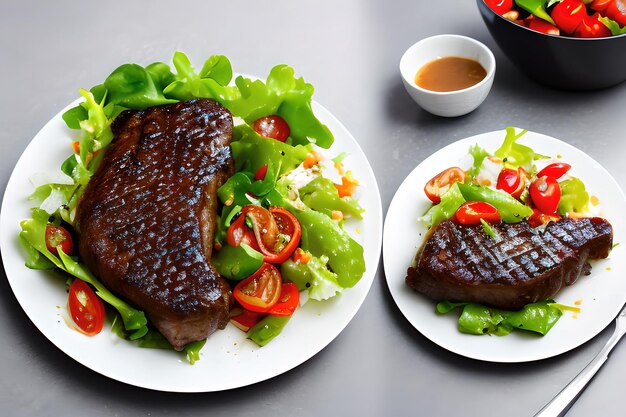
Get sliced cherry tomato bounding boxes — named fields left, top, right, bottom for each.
left=424, top=167, right=467, bottom=204
left=528, top=208, right=562, bottom=228
left=528, top=16, right=561, bottom=35
left=242, top=205, right=302, bottom=264
left=605, top=0, right=626, bottom=26
left=485, top=0, right=513, bottom=15
left=229, top=308, right=264, bottom=332
left=226, top=213, right=260, bottom=251
left=574, top=13, right=612, bottom=38
left=496, top=167, right=527, bottom=199
left=529, top=176, right=561, bottom=214
left=252, top=115, right=290, bottom=142
left=590, top=0, right=613, bottom=12
left=537, top=162, right=571, bottom=179
left=45, top=224, right=74, bottom=256
left=67, top=279, right=105, bottom=336
left=551, top=0, right=587, bottom=34
left=268, top=282, right=299, bottom=316
left=254, top=164, right=269, bottom=181
left=233, top=263, right=282, bottom=312
left=454, top=201, right=501, bottom=225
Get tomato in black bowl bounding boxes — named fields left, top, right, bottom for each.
left=477, top=0, right=626, bottom=90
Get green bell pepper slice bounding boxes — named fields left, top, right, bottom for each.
left=558, top=178, right=589, bottom=215
left=212, top=243, right=264, bottom=281
left=248, top=315, right=292, bottom=347
left=456, top=183, right=533, bottom=223
left=515, top=0, right=556, bottom=25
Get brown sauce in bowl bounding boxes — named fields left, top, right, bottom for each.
left=415, top=56, right=487, bottom=92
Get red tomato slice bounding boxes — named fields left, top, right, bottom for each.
left=590, top=0, right=613, bottom=12
left=242, top=205, right=302, bottom=264
left=485, top=0, right=513, bottom=15
left=551, top=0, right=587, bottom=34
left=424, top=167, right=467, bottom=204
left=528, top=16, right=561, bottom=35
left=254, top=164, right=269, bottom=181
left=252, top=115, right=291, bottom=142
left=230, top=308, right=264, bottom=332
left=605, top=0, right=626, bottom=26
left=226, top=213, right=261, bottom=251
left=529, top=176, right=561, bottom=214
left=496, top=167, right=526, bottom=199
left=67, top=279, right=105, bottom=336
left=455, top=201, right=501, bottom=225
left=528, top=208, right=562, bottom=228
left=574, top=13, right=612, bottom=38
left=45, top=224, right=74, bottom=256
left=268, top=282, right=300, bottom=316
left=537, top=162, right=571, bottom=179
left=233, top=263, right=282, bottom=313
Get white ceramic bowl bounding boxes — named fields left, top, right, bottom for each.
left=400, top=34, right=496, bottom=117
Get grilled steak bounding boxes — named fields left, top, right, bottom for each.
left=76, top=99, right=234, bottom=350
left=406, top=217, right=613, bottom=310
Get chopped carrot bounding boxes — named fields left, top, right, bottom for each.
left=293, top=248, right=312, bottom=264
left=331, top=210, right=344, bottom=221
left=334, top=171, right=359, bottom=197
left=72, top=141, right=81, bottom=154
left=303, top=151, right=323, bottom=169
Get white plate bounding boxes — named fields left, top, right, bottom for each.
left=0, top=98, right=382, bottom=391
left=383, top=129, right=626, bottom=363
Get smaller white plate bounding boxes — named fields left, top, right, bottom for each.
left=383, top=129, right=626, bottom=363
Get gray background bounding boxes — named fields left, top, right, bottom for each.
left=1, top=0, right=625, bottom=416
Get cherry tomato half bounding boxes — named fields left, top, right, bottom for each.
left=268, top=282, right=300, bottom=316
left=252, top=115, right=291, bottom=142
left=226, top=213, right=260, bottom=251
left=537, top=162, right=571, bottom=179
left=455, top=201, right=501, bottom=225
left=528, top=208, right=562, bottom=228
left=496, top=167, right=527, bottom=199
left=424, top=167, right=467, bottom=204
left=605, top=0, right=626, bottom=27
left=574, top=13, right=611, bottom=38
left=485, top=0, right=513, bottom=15
left=590, top=0, right=613, bottom=12
left=67, top=279, right=105, bottom=336
left=45, top=224, right=74, bottom=256
left=528, top=16, right=561, bottom=35
left=551, top=0, right=587, bottom=34
left=530, top=176, right=561, bottom=214
left=233, top=205, right=302, bottom=264
left=233, top=263, right=282, bottom=313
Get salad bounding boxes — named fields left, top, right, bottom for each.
left=485, top=0, right=626, bottom=37
left=419, top=127, right=600, bottom=336
left=18, top=52, right=366, bottom=363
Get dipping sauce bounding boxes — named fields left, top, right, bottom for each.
left=415, top=56, right=487, bottom=92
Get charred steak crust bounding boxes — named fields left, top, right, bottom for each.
left=406, top=217, right=613, bottom=310
left=76, top=99, right=234, bottom=350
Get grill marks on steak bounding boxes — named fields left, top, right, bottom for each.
left=406, top=217, right=613, bottom=310
left=76, top=99, right=234, bottom=350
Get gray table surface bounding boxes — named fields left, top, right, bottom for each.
left=2, top=1, right=625, bottom=416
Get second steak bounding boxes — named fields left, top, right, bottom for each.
left=406, top=217, right=613, bottom=310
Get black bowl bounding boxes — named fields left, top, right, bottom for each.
left=476, top=0, right=626, bottom=90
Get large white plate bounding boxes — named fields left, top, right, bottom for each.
left=0, top=98, right=382, bottom=391
left=384, top=129, right=626, bottom=363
